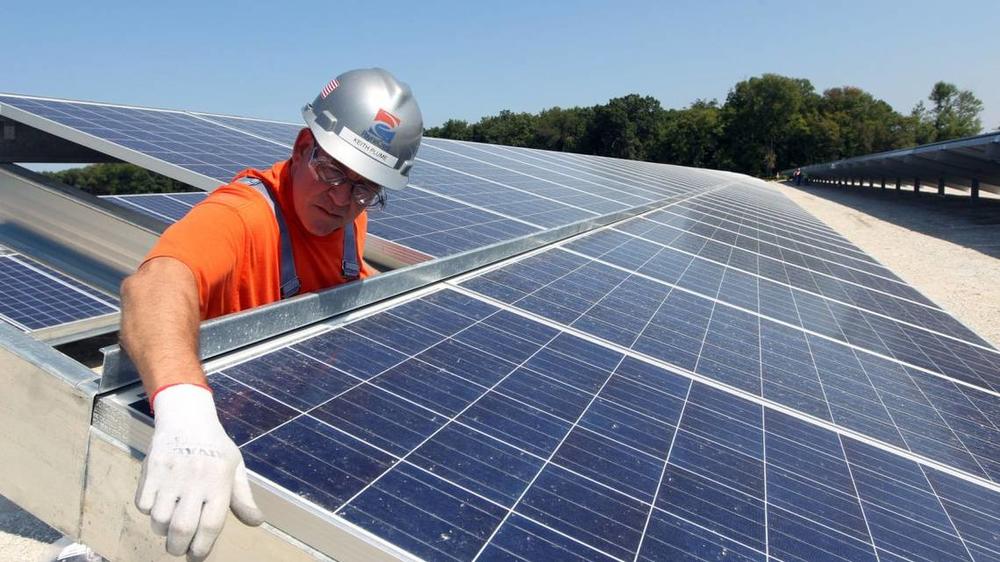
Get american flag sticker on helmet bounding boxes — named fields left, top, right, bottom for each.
left=320, top=79, right=340, bottom=98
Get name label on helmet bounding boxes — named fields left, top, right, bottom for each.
left=338, top=126, right=398, bottom=168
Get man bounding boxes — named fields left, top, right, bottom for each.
left=118, top=68, right=422, bottom=561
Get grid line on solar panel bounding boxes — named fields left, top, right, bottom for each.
left=642, top=206, right=909, bottom=292
left=497, top=143, right=742, bottom=198
left=522, top=242, right=1000, bottom=397
left=420, top=143, right=638, bottom=214
left=103, top=193, right=197, bottom=223
left=676, top=196, right=887, bottom=276
left=188, top=112, right=301, bottom=146
left=447, top=278, right=1000, bottom=487
left=146, top=285, right=1000, bottom=561
left=481, top=143, right=694, bottom=199
left=708, top=185, right=836, bottom=231
left=628, top=210, right=938, bottom=309
left=590, top=221, right=992, bottom=351
left=695, top=193, right=854, bottom=247
left=426, top=139, right=687, bottom=203
left=662, top=200, right=886, bottom=268
left=414, top=158, right=604, bottom=216
left=0, top=254, right=118, bottom=331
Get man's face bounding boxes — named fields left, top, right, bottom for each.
left=290, top=134, right=367, bottom=237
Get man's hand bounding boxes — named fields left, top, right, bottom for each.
left=135, top=384, right=264, bottom=560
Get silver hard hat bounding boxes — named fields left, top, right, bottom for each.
left=303, top=68, right=422, bottom=190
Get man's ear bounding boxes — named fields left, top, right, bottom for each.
left=292, top=128, right=313, bottom=164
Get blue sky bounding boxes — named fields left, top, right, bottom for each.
left=5, top=0, right=999, bottom=133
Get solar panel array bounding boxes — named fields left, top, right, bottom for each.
left=123, top=177, right=1000, bottom=561
left=1, top=94, right=726, bottom=259
left=0, top=252, right=119, bottom=332
left=102, top=192, right=207, bottom=223
left=4, top=92, right=998, bottom=561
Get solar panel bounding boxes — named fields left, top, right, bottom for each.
left=0, top=253, right=118, bottom=332
left=127, top=281, right=999, bottom=561
left=1, top=94, right=725, bottom=260
left=109, top=178, right=998, bottom=560
left=102, top=192, right=206, bottom=223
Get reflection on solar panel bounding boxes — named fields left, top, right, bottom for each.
left=0, top=253, right=118, bottom=331
left=102, top=192, right=207, bottom=223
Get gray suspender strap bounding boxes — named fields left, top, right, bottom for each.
left=236, top=176, right=361, bottom=294
left=341, top=220, right=360, bottom=281
left=236, top=177, right=300, bottom=299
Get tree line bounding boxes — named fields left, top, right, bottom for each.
left=44, top=162, right=193, bottom=195
left=426, top=74, right=987, bottom=177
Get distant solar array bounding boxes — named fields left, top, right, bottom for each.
left=3, top=92, right=998, bottom=561
left=792, top=131, right=1000, bottom=197
left=0, top=252, right=118, bottom=332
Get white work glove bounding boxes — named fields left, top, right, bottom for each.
left=135, top=384, right=264, bottom=560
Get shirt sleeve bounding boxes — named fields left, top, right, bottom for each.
left=142, top=201, right=248, bottom=318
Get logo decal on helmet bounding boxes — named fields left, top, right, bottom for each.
left=320, top=79, right=340, bottom=98
left=363, top=109, right=401, bottom=149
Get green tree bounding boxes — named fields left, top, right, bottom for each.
left=927, top=81, right=983, bottom=140
left=582, top=94, right=665, bottom=160
left=532, top=106, right=592, bottom=152
left=817, top=86, right=909, bottom=158
left=43, top=163, right=194, bottom=195
left=656, top=99, right=723, bottom=168
left=425, top=118, right=473, bottom=141
left=720, top=74, right=819, bottom=176
left=470, top=110, right=537, bottom=147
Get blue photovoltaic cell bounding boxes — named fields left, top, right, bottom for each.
left=128, top=284, right=1000, bottom=562
left=0, top=254, right=118, bottom=331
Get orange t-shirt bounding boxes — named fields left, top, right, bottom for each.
left=143, top=160, right=373, bottom=319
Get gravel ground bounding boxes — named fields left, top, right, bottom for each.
left=2, top=179, right=997, bottom=561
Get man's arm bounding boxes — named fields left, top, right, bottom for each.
left=120, top=256, right=263, bottom=561
left=120, top=256, right=205, bottom=396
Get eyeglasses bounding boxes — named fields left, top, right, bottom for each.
left=308, top=145, right=383, bottom=207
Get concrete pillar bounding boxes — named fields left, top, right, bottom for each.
left=938, top=177, right=945, bottom=196
left=971, top=178, right=980, bottom=200
left=869, top=179, right=874, bottom=188
left=895, top=178, right=901, bottom=191
left=914, top=178, right=921, bottom=194
left=881, top=178, right=886, bottom=190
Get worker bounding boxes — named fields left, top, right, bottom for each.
left=118, top=68, right=422, bottom=561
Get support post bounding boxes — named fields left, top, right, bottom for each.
left=938, top=177, right=945, bottom=196
left=895, top=178, right=901, bottom=191
left=971, top=178, right=980, bottom=201
left=914, top=178, right=921, bottom=194
left=881, top=177, right=886, bottom=190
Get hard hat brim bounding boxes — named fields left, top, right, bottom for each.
left=304, top=109, right=409, bottom=190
